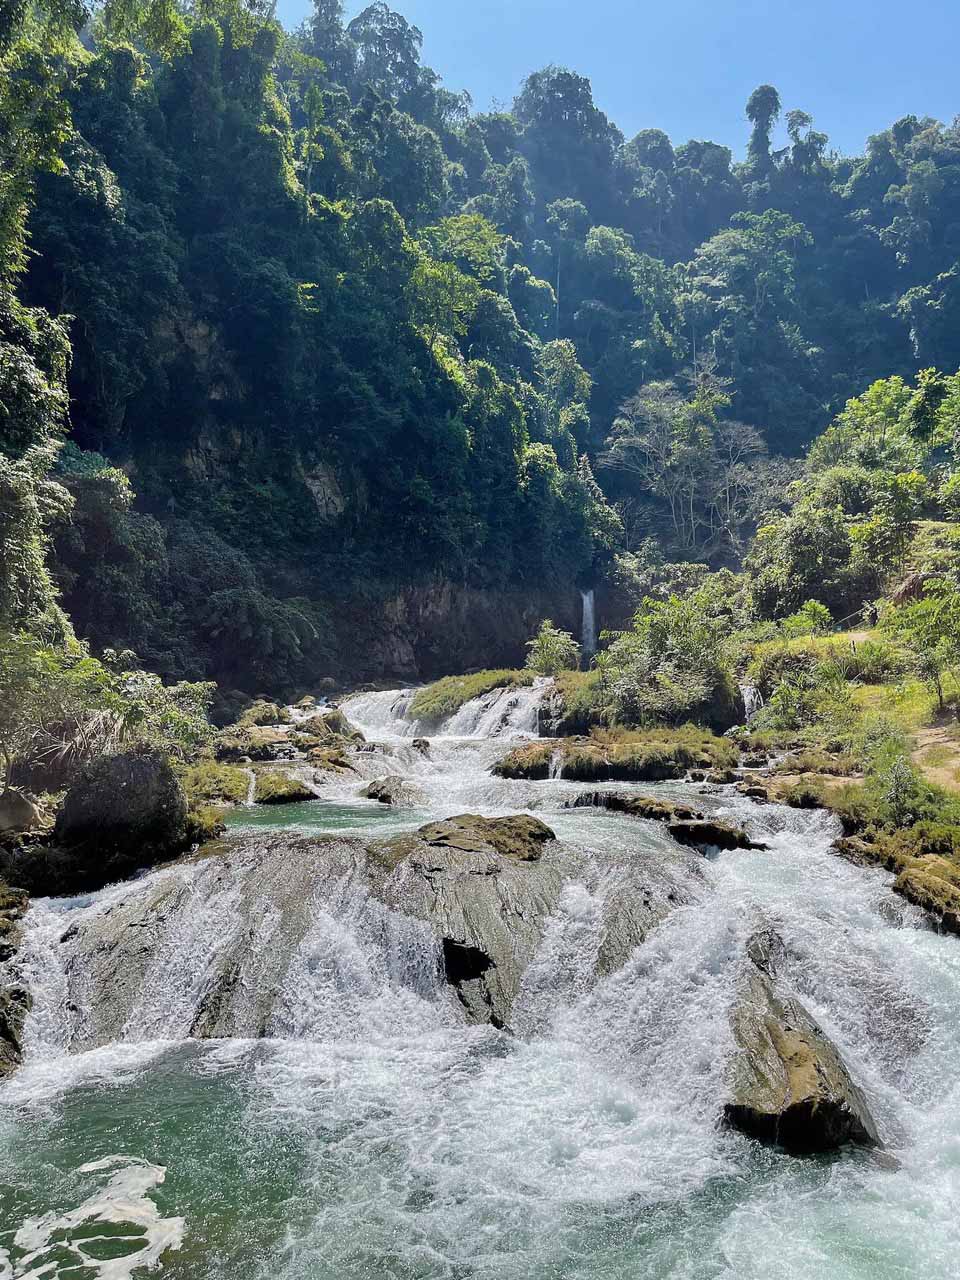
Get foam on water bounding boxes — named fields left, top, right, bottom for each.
left=3, top=688, right=960, bottom=1276
left=0, top=1156, right=183, bottom=1279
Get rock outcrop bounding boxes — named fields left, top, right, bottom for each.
left=0, top=882, right=30, bottom=1079
left=361, top=776, right=427, bottom=806
left=0, top=791, right=43, bottom=837
left=667, top=819, right=767, bottom=852
left=370, top=815, right=562, bottom=1027
left=253, top=771, right=316, bottom=805
left=565, top=791, right=703, bottom=822
left=52, top=749, right=191, bottom=887
left=724, top=929, right=880, bottom=1153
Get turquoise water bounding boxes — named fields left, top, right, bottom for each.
left=223, top=797, right=421, bottom=834
left=2, top=691, right=960, bottom=1277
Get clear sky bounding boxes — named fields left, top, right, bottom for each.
left=274, top=0, right=960, bottom=159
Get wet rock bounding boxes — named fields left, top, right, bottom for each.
left=736, top=783, right=771, bottom=802
left=724, top=930, right=880, bottom=1153
left=832, top=836, right=882, bottom=868
left=741, top=753, right=769, bottom=769
left=0, top=882, right=31, bottom=1078
left=411, top=738, right=431, bottom=755
left=415, top=814, right=555, bottom=862
left=54, top=749, right=190, bottom=885
left=667, top=819, right=768, bottom=852
left=254, top=771, right=315, bottom=805
left=894, top=857, right=960, bottom=936
left=565, top=791, right=703, bottom=822
left=215, top=725, right=291, bottom=763
left=370, top=815, right=561, bottom=1027
left=0, top=985, right=31, bottom=1080
left=0, top=883, right=29, bottom=964
left=706, top=769, right=740, bottom=785
left=362, top=776, right=427, bottom=806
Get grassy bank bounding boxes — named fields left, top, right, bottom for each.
left=409, top=670, right=534, bottom=726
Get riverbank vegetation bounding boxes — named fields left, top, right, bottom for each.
left=6, top=0, right=960, bottom=886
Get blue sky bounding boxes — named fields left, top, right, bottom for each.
left=274, top=0, right=960, bottom=158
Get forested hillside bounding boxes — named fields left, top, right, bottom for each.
left=7, top=0, right=960, bottom=693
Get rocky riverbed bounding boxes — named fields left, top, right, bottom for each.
left=0, top=681, right=958, bottom=1278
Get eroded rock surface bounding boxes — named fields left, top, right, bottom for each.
left=668, top=819, right=767, bottom=853
left=370, top=815, right=562, bottom=1027
left=0, top=882, right=30, bottom=1078
left=724, top=928, right=880, bottom=1152
left=362, top=776, right=427, bottom=806
left=565, top=791, right=703, bottom=822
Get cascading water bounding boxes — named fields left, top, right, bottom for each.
left=580, top=587, right=597, bottom=658
left=740, top=682, right=763, bottom=722
left=3, top=687, right=960, bottom=1278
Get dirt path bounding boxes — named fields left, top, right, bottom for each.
left=912, top=719, right=960, bottom=792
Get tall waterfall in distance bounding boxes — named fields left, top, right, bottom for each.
left=580, top=588, right=597, bottom=658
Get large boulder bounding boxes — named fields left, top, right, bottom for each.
left=369, top=815, right=561, bottom=1027
left=253, top=770, right=315, bottom=805
left=299, top=708, right=364, bottom=743
left=361, top=776, right=427, bottom=807
left=54, top=749, right=190, bottom=884
left=724, top=929, right=880, bottom=1153
left=668, top=819, right=767, bottom=852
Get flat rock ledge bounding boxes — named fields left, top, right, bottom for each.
left=565, top=791, right=703, bottom=822
left=724, top=928, right=880, bottom=1153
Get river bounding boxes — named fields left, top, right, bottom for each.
left=0, top=685, right=958, bottom=1278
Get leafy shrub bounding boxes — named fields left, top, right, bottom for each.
left=525, top=620, right=580, bottom=675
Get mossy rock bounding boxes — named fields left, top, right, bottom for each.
left=299, top=708, right=364, bottom=743
left=893, top=856, right=960, bottom=935
left=179, top=761, right=250, bottom=807
left=494, top=733, right=737, bottom=784
left=415, top=814, right=555, bottom=862
left=254, top=771, right=315, bottom=805
left=307, top=746, right=355, bottom=773
left=566, top=792, right=703, bottom=822
left=186, top=805, right=228, bottom=843
left=238, top=700, right=291, bottom=728
left=215, top=725, right=289, bottom=762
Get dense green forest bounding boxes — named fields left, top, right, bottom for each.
left=7, top=0, right=960, bottom=704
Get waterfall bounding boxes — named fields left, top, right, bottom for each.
left=580, top=588, right=597, bottom=658
left=6, top=699, right=960, bottom=1278
left=740, top=682, right=763, bottom=722
left=346, top=679, right=552, bottom=741
left=548, top=747, right=564, bottom=780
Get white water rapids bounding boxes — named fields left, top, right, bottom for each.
left=1, top=682, right=959, bottom=1277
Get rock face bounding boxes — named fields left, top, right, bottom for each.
left=361, top=776, right=427, bottom=806
left=370, top=815, right=562, bottom=1027
left=0, top=882, right=30, bottom=1079
left=724, top=929, right=880, bottom=1153
left=54, top=749, right=190, bottom=885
